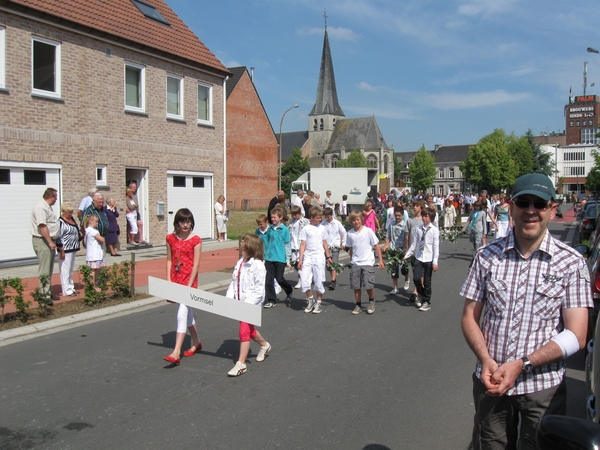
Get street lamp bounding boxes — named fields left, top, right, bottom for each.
left=278, top=104, right=299, bottom=191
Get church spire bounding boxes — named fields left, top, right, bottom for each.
left=309, top=26, right=344, bottom=117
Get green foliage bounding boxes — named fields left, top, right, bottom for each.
left=281, top=148, right=310, bottom=196
left=105, top=261, right=135, bottom=297
left=526, top=129, right=555, bottom=176
left=585, top=166, right=600, bottom=194
left=8, top=277, right=29, bottom=322
left=336, top=149, right=368, bottom=168
left=384, top=248, right=410, bottom=276
left=30, top=274, right=52, bottom=317
left=507, top=134, right=534, bottom=178
left=460, top=129, right=518, bottom=192
left=393, top=152, right=402, bottom=182
left=0, top=278, right=10, bottom=322
left=326, top=261, right=345, bottom=274
left=408, top=145, right=436, bottom=193
left=79, top=265, right=107, bottom=305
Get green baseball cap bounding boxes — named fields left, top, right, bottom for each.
left=512, top=173, right=555, bottom=202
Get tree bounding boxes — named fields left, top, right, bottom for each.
left=460, top=129, right=518, bottom=192
left=281, top=148, right=310, bottom=196
left=585, top=150, right=600, bottom=194
left=507, top=134, right=533, bottom=178
left=337, top=149, right=368, bottom=168
left=408, top=144, right=436, bottom=193
left=525, top=129, right=555, bottom=176
left=393, top=151, right=402, bottom=183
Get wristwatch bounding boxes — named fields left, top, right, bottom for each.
left=521, top=357, right=533, bottom=373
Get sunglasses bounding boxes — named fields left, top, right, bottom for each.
left=513, top=199, right=551, bottom=210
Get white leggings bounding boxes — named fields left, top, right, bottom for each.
left=176, top=303, right=195, bottom=333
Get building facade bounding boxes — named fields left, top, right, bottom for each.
left=0, top=0, right=229, bottom=262
left=565, top=95, right=600, bottom=146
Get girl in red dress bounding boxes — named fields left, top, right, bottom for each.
left=163, top=208, right=203, bottom=365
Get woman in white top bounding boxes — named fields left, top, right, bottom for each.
left=214, top=195, right=228, bottom=242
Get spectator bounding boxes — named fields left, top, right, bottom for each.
left=82, top=191, right=109, bottom=238
left=56, top=202, right=81, bottom=297
left=267, top=190, right=285, bottom=222
left=105, top=197, right=121, bottom=256
left=126, top=181, right=149, bottom=245
left=214, top=195, right=228, bottom=242
left=77, top=187, right=97, bottom=220
left=31, top=188, right=59, bottom=303
left=292, top=189, right=305, bottom=217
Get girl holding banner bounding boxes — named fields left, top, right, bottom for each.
left=163, top=208, right=203, bottom=366
left=226, top=234, right=272, bottom=377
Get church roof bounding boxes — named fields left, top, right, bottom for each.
left=327, top=116, right=389, bottom=153
left=309, top=29, right=345, bottom=117
left=277, top=131, right=309, bottom=160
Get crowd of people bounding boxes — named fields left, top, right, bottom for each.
left=30, top=184, right=150, bottom=304
left=30, top=173, right=592, bottom=449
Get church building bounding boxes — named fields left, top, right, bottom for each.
left=279, top=26, right=394, bottom=183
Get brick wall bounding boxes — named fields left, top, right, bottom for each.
left=0, top=11, right=226, bottom=242
left=226, top=70, right=277, bottom=210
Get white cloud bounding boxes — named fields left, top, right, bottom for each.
left=457, top=0, right=519, bottom=18
left=425, top=90, right=531, bottom=110
left=357, top=82, right=381, bottom=92
left=297, top=26, right=360, bottom=41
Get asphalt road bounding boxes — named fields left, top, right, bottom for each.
left=0, top=220, right=587, bottom=450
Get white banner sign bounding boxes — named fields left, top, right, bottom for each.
left=148, top=277, right=261, bottom=326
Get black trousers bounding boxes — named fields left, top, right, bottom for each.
left=412, top=260, right=433, bottom=303
left=265, top=260, right=292, bottom=303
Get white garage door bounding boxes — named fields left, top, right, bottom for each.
left=0, top=163, right=62, bottom=262
left=167, top=171, right=213, bottom=239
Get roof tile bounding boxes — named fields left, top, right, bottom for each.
left=8, top=0, right=228, bottom=74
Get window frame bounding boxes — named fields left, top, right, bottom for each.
left=31, top=35, right=61, bottom=99
left=166, top=73, right=184, bottom=120
left=0, top=27, right=5, bottom=89
left=96, top=165, right=107, bottom=186
left=449, top=168, right=455, bottom=179
left=124, top=62, right=146, bottom=113
left=197, top=82, right=213, bottom=125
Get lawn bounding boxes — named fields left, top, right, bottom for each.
left=226, top=208, right=268, bottom=240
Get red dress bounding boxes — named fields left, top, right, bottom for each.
left=166, top=234, right=202, bottom=288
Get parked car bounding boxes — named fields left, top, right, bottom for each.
left=581, top=203, right=599, bottom=242
left=536, top=415, right=600, bottom=449
left=578, top=198, right=598, bottom=220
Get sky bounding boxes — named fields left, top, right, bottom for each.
left=168, top=0, right=600, bottom=153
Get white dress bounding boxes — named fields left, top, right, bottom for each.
left=214, top=202, right=227, bottom=233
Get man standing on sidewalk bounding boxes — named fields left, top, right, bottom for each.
left=31, top=188, right=60, bottom=303
left=460, top=173, right=592, bottom=450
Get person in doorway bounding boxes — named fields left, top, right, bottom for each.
left=126, top=181, right=149, bottom=245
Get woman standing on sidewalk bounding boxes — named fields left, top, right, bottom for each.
left=163, top=208, right=203, bottom=366
left=56, top=202, right=81, bottom=297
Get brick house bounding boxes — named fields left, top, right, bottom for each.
left=0, top=0, right=229, bottom=262
left=225, top=67, right=277, bottom=211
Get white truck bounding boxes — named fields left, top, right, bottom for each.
left=290, top=168, right=377, bottom=210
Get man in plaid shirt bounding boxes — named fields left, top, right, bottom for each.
left=460, top=173, right=593, bottom=450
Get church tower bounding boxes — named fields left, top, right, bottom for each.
left=308, top=26, right=345, bottom=155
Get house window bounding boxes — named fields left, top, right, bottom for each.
left=32, top=36, right=61, bottom=98
left=570, top=166, right=585, bottom=176
left=331, top=155, right=339, bottom=168
left=0, top=168, right=9, bottom=184
left=24, top=169, right=46, bottom=185
left=172, top=176, right=186, bottom=187
left=438, top=186, right=444, bottom=195
left=438, top=168, right=444, bottom=178
left=96, top=165, right=107, bottom=186
left=166, top=74, right=183, bottom=119
left=570, top=121, right=574, bottom=127
left=124, top=62, right=145, bottom=112
left=449, top=168, right=455, bottom=179
left=192, top=177, right=204, bottom=188
left=197, top=83, right=212, bottom=124
left=582, top=128, right=600, bottom=145
left=0, top=27, right=5, bottom=89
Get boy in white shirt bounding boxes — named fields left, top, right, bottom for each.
left=298, top=207, right=332, bottom=314
left=403, top=207, right=439, bottom=312
left=346, top=210, right=384, bottom=315
left=321, top=207, right=347, bottom=290
left=288, top=205, right=309, bottom=291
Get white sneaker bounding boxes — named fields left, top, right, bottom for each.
left=352, top=304, right=362, bottom=315
left=256, top=343, right=271, bottom=362
left=227, top=361, right=247, bottom=377
left=419, top=302, right=431, bottom=312
left=312, top=302, right=322, bottom=314
left=403, top=281, right=410, bottom=291
left=390, top=287, right=399, bottom=295
left=294, top=282, right=301, bottom=289
left=367, top=300, right=376, bottom=315
left=304, top=298, right=315, bottom=313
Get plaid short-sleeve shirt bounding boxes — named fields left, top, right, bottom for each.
left=460, top=229, right=593, bottom=395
